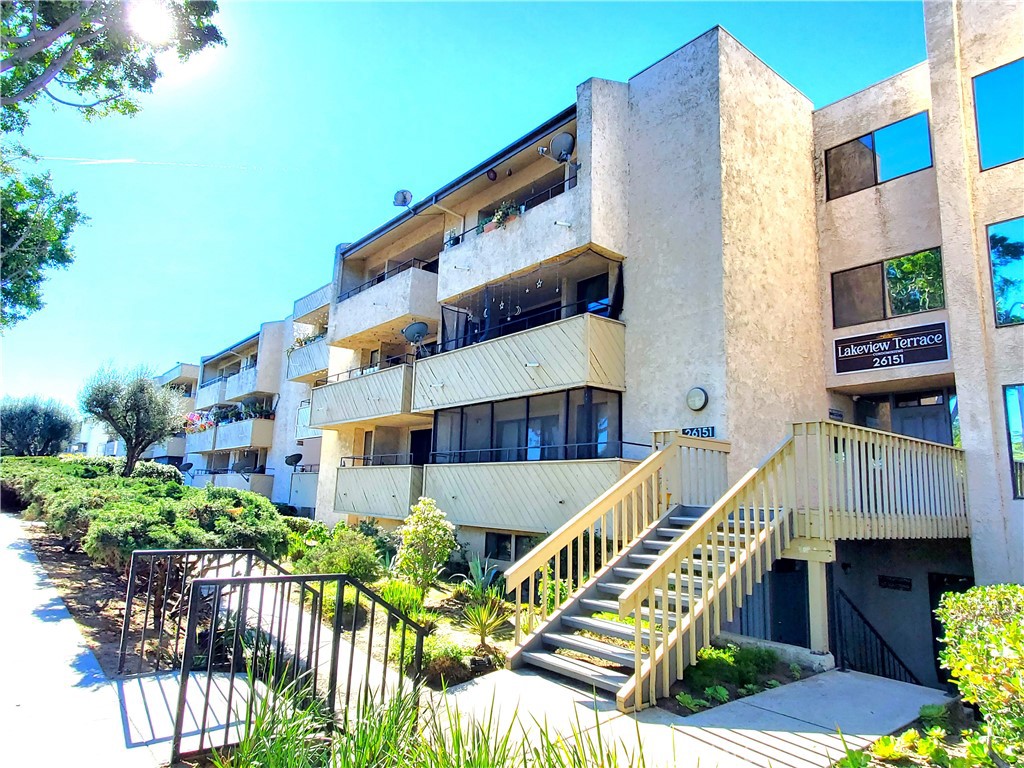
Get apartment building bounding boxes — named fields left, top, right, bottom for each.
left=292, top=0, right=1022, bottom=696
left=139, top=363, right=199, bottom=467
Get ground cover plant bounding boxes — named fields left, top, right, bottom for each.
left=0, top=456, right=290, bottom=570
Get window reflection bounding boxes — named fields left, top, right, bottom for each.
left=974, top=59, right=1024, bottom=170
left=988, top=217, right=1024, bottom=326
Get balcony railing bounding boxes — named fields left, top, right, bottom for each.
left=225, top=363, right=260, bottom=401
left=430, top=440, right=648, bottom=465
left=286, top=335, right=329, bottom=381
left=295, top=401, right=321, bottom=441
left=334, top=464, right=424, bottom=521
left=194, top=377, right=227, bottom=410
left=315, top=354, right=416, bottom=387
left=337, top=257, right=438, bottom=302
left=340, top=453, right=418, bottom=467
left=294, top=283, right=332, bottom=321
left=309, top=361, right=417, bottom=428
left=328, top=265, right=440, bottom=348
left=214, top=417, right=275, bottom=451
left=412, top=312, right=625, bottom=411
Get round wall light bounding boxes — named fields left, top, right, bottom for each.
left=686, top=387, right=709, bottom=412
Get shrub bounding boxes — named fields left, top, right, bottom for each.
left=394, top=498, right=456, bottom=594
left=704, top=685, right=730, bottom=704
left=675, top=692, right=710, bottom=713
left=293, top=526, right=382, bottom=582
left=935, top=584, right=1023, bottom=750
left=354, top=517, right=400, bottom=561
left=59, top=455, right=183, bottom=484
left=380, top=579, right=425, bottom=617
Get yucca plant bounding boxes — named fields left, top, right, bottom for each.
left=462, top=600, right=509, bottom=653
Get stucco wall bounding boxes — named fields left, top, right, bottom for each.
left=583, top=78, right=630, bottom=259
left=923, top=0, right=1023, bottom=583
left=269, top=313, right=317, bottom=504
left=718, top=33, right=826, bottom=474
left=621, top=29, right=729, bottom=451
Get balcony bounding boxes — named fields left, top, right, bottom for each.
left=195, top=377, right=228, bottom=410
left=185, top=428, right=216, bottom=454
left=294, top=283, right=331, bottom=323
left=289, top=469, right=319, bottom=509
left=334, top=465, right=424, bottom=521
left=412, top=313, right=625, bottom=411
left=214, top=418, right=275, bottom=451
left=438, top=179, right=587, bottom=302
left=309, top=358, right=428, bottom=428
left=422, top=458, right=636, bottom=533
left=141, top=435, right=186, bottom=460
left=196, top=470, right=274, bottom=498
left=328, top=262, right=440, bottom=348
left=287, top=337, right=329, bottom=382
left=295, top=402, right=321, bottom=441
left=225, top=364, right=259, bottom=401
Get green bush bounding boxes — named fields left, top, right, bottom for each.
left=380, top=579, right=425, bottom=617
left=293, top=525, right=382, bottom=582
left=394, top=498, right=456, bottom=593
left=936, top=584, right=1023, bottom=752
left=683, top=643, right=779, bottom=691
left=59, top=455, right=183, bottom=484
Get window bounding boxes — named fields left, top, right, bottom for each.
left=576, top=273, right=610, bottom=316
left=831, top=248, right=945, bottom=328
left=988, top=217, right=1024, bottom=326
left=974, top=59, right=1024, bottom=170
left=825, top=112, right=932, bottom=200
left=431, top=388, right=622, bottom=464
left=485, top=532, right=513, bottom=561
left=1005, top=385, right=1024, bottom=499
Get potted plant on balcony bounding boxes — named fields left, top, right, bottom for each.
left=482, top=200, right=520, bottom=233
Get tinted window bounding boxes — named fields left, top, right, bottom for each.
left=885, top=248, right=945, bottom=316
left=485, top=532, right=513, bottom=561
left=874, top=113, right=933, bottom=182
left=988, top=217, right=1024, bottom=326
left=1005, top=385, right=1024, bottom=499
left=832, top=264, right=885, bottom=327
left=974, top=59, right=1024, bottom=170
left=825, top=113, right=932, bottom=200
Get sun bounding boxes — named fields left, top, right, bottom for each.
left=127, top=1, right=176, bottom=46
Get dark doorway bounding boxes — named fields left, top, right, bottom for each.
left=410, top=429, right=432, bottom=466
left=928, top=572, right=974, bottom=687
left=770, top=559, right=810, bottom=647
left=855, top=389, right=955, bottom=446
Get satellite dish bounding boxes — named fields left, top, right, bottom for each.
left=548, top=132, right=576, bottom=163
left=284, top=453, right=303, bottom=467
left=179, top=462, right=193, bottom=473
left=402, top=321, right=429, bottom=345
left=393, top=190, right=413, bottom=207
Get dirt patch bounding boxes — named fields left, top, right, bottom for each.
left=20, top=519, right=129, bottom=677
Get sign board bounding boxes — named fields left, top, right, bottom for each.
left=679, top=426, right=716, bottom=438
left=835, top=322, right=948, bottom=375
left=828, top=408, right=845, bottom=422
left=878, top=575, right=913, bottom=592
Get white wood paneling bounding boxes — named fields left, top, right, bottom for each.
left=412, top=314, right=626, bottom=411
left=289, top=472, right=319, bottom=508
left=287, top=338, right=329, bottom=381
left=309, top=365, right=413, bottom=427
left=295, top=405, right=321, bottom=440
left=334, top=465, right=424, bottom=520
left=294, top=284, right=331, bottom=322
left=215, top=418, right=275, bottom=451
left=423, top=459, right=637, bottom=533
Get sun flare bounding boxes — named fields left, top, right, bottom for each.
left=127, top=1, right=175, bottom=46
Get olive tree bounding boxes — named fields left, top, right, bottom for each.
left=0, top=395, right=77, bottom=455
left=79, top=366, right=184, bottom=477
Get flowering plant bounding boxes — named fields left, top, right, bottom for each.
left=287, top=330, right=326, bottom=355
left=491, top=200, right=520, bottom=229
left=184, top=412, right=214, bottom=434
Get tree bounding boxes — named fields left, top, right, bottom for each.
left=394, top=498, right=457, bottom=594
left=1, top=147, right=85, bottom=329
left=1, top=1, right=225, bottom=131
left=0, top=396, right=77, bottom=455
left=79, top=366, right=184, bottom=477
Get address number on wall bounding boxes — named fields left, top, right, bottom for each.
left=680, top=427, right=716, bottom=438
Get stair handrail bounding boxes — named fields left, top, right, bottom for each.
left=616, top=434, right=796, bottom=711
left=504, top=433, right=730, bottom=647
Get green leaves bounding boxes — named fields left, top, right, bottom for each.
left=0, top=396, right=77, bottom=455
left=394, top=497, right=457, bottom=594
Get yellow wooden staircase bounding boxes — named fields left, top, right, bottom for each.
left=504, top=421, right=970, bottom=713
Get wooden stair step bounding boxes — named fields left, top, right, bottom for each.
left=581, top=598, right=679, bottom=626
left=655, top=527, right=689, bottom=538
left=521, top=651, right=630, bottom=693
left=561, top=614, right=651, bottom=644
left=543, top=632, right=642, bottom=668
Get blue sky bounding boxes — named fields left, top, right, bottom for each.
left=3, top=1, right=930, bottom=408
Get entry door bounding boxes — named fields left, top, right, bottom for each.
left=409, top=429, right=432, bottom=466
left=892, top=398, right=952, bottom=445
left=928, top=572, right=974, bottom=687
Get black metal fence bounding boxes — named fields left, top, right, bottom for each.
left=833, top=587, right=920, bottom=685
left=117, top=548, right=426, bottom=761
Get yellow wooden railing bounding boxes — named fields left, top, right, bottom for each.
left=504, top=433, right=730, bottom=650
left=615, top=420, right=969, bottom=712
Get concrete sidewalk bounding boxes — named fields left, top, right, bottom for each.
left=444, top=664, right=951, bottom=767
left=0, top=513, right=163, bottom=766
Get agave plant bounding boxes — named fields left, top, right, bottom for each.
left=455, top=555, right=502, bottom=606
left=462, top=600, right=509, bottom=653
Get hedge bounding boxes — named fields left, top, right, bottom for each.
left=1, top=456, right=289, bottom=570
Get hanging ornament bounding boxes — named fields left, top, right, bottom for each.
left=537, top=279, right=543, bottom=289
left=514, top=305, right=522, bottom=316
left=499, top=300, right=505, bottom=310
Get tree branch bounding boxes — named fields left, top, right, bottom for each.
left=42, top=86, right=124, bottom=109
left=0, top=7, right=90, bottom=73
left=1, top=38, right=82, bottom=105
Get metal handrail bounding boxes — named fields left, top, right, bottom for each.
left=198, top=376, right=226, bottom=389
left=337, top=257, right=438, bottom=302
left=430, top=439, right=647, bottom=464
left=443, top=175, right=578, bottom=248
left=340, top=453, right=418, bottom=467
left=294, top=464, right=320, bottom=473
left=313, top=354, right=415, bottom=388
left=420, top=295, right=611, bottom=358
left=833, top=587, right=920, bottom=684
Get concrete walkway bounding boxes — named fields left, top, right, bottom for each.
left=443, top=666, right=951, bottom=767
left=0, top=513, right=163, bottom=767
